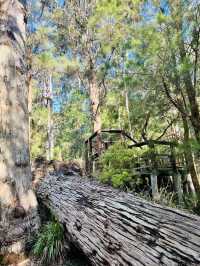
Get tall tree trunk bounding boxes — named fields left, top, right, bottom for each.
left=89, top=72, right=101, bottom=133
left=46, top=74, right=54, bottom=161
left=28, top=73, right=32, bottom=150
left=125, top=90, right=133, bottom=138
left=179, top=43, right=200, bottom=144
left=123, top=59, right=133, bottom=137
left=88, top=71, right=102, bottom=156
left=0, top=0, right=39, bottom=257
left=175, top=9, right=200, bottom=144
left=181, top=115, right=200, bottom=192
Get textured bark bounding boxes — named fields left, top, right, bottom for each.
left=89, top=72, right=101, bottom=133
left=37, top=174, right=200, bottom=266
left=0, top=0, right=39, bottom=255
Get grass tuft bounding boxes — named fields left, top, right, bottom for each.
left=33, top=221, right=65, bottom=265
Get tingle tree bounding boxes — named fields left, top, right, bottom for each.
left=0, top=0, right=39, bottom=259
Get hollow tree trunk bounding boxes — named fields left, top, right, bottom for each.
left=37, top=173, right=200, bottom=266
left=0, top=0, right=39, bottom=256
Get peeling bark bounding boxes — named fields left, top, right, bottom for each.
left=37, top=174, right=200, bottom=266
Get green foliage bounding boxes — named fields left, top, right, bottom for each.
left=29, top=0, right=200, bottom=199
left=99, top=143, right=143, bottom=189
left=183, top=193, right=200, bottom=215
left=33, top=221, right=65, bottom=265
left=0, top=255, right=4, bottom=265
left=55, top=89, right=91, bottom=160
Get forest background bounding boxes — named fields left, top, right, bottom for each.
left=29, top=0, right=200, bottom=196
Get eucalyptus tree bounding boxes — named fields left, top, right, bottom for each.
left=89, top=0, right=175, bottom=140
left=0, top=0, right=39, bottom=259
left=52, top=0, right=128, bottom=133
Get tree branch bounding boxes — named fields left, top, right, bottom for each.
left=156, top=117, right=178, bottom=141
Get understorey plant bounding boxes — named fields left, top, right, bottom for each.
left=33, top=220, right=66, bottom=265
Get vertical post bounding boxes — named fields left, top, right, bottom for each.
left=95, top=131, right=102, bottom=172
left=96, top=131, right=102, bottom=156
left=150, top=171, right=159, bottom=200
left=173, top=172, right=183, bottom=204
left=170, top=145, right=183, bottom=204
left=150, top=143, right=159, bottom=200
left=89, top=138, right=93, bottom=175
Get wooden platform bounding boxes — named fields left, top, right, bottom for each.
left=85, top=129, right=187, bottom=202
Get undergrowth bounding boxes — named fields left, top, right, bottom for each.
left=98, top=142, right=146, bottom=190
left=98, top=142, right=200, bottom=215
left=33, top=221, right=65, bottom=265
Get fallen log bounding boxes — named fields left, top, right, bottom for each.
left=37, top=173, right=200, bottom=266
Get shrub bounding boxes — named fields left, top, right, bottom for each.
left=99, top=142, right=144, bottom=190
left=182, top=193, right=200, bottom=215
left=33, top=221, right=65, bottom=265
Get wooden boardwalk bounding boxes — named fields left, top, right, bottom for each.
left=85, top=129, right=187, bottom=202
